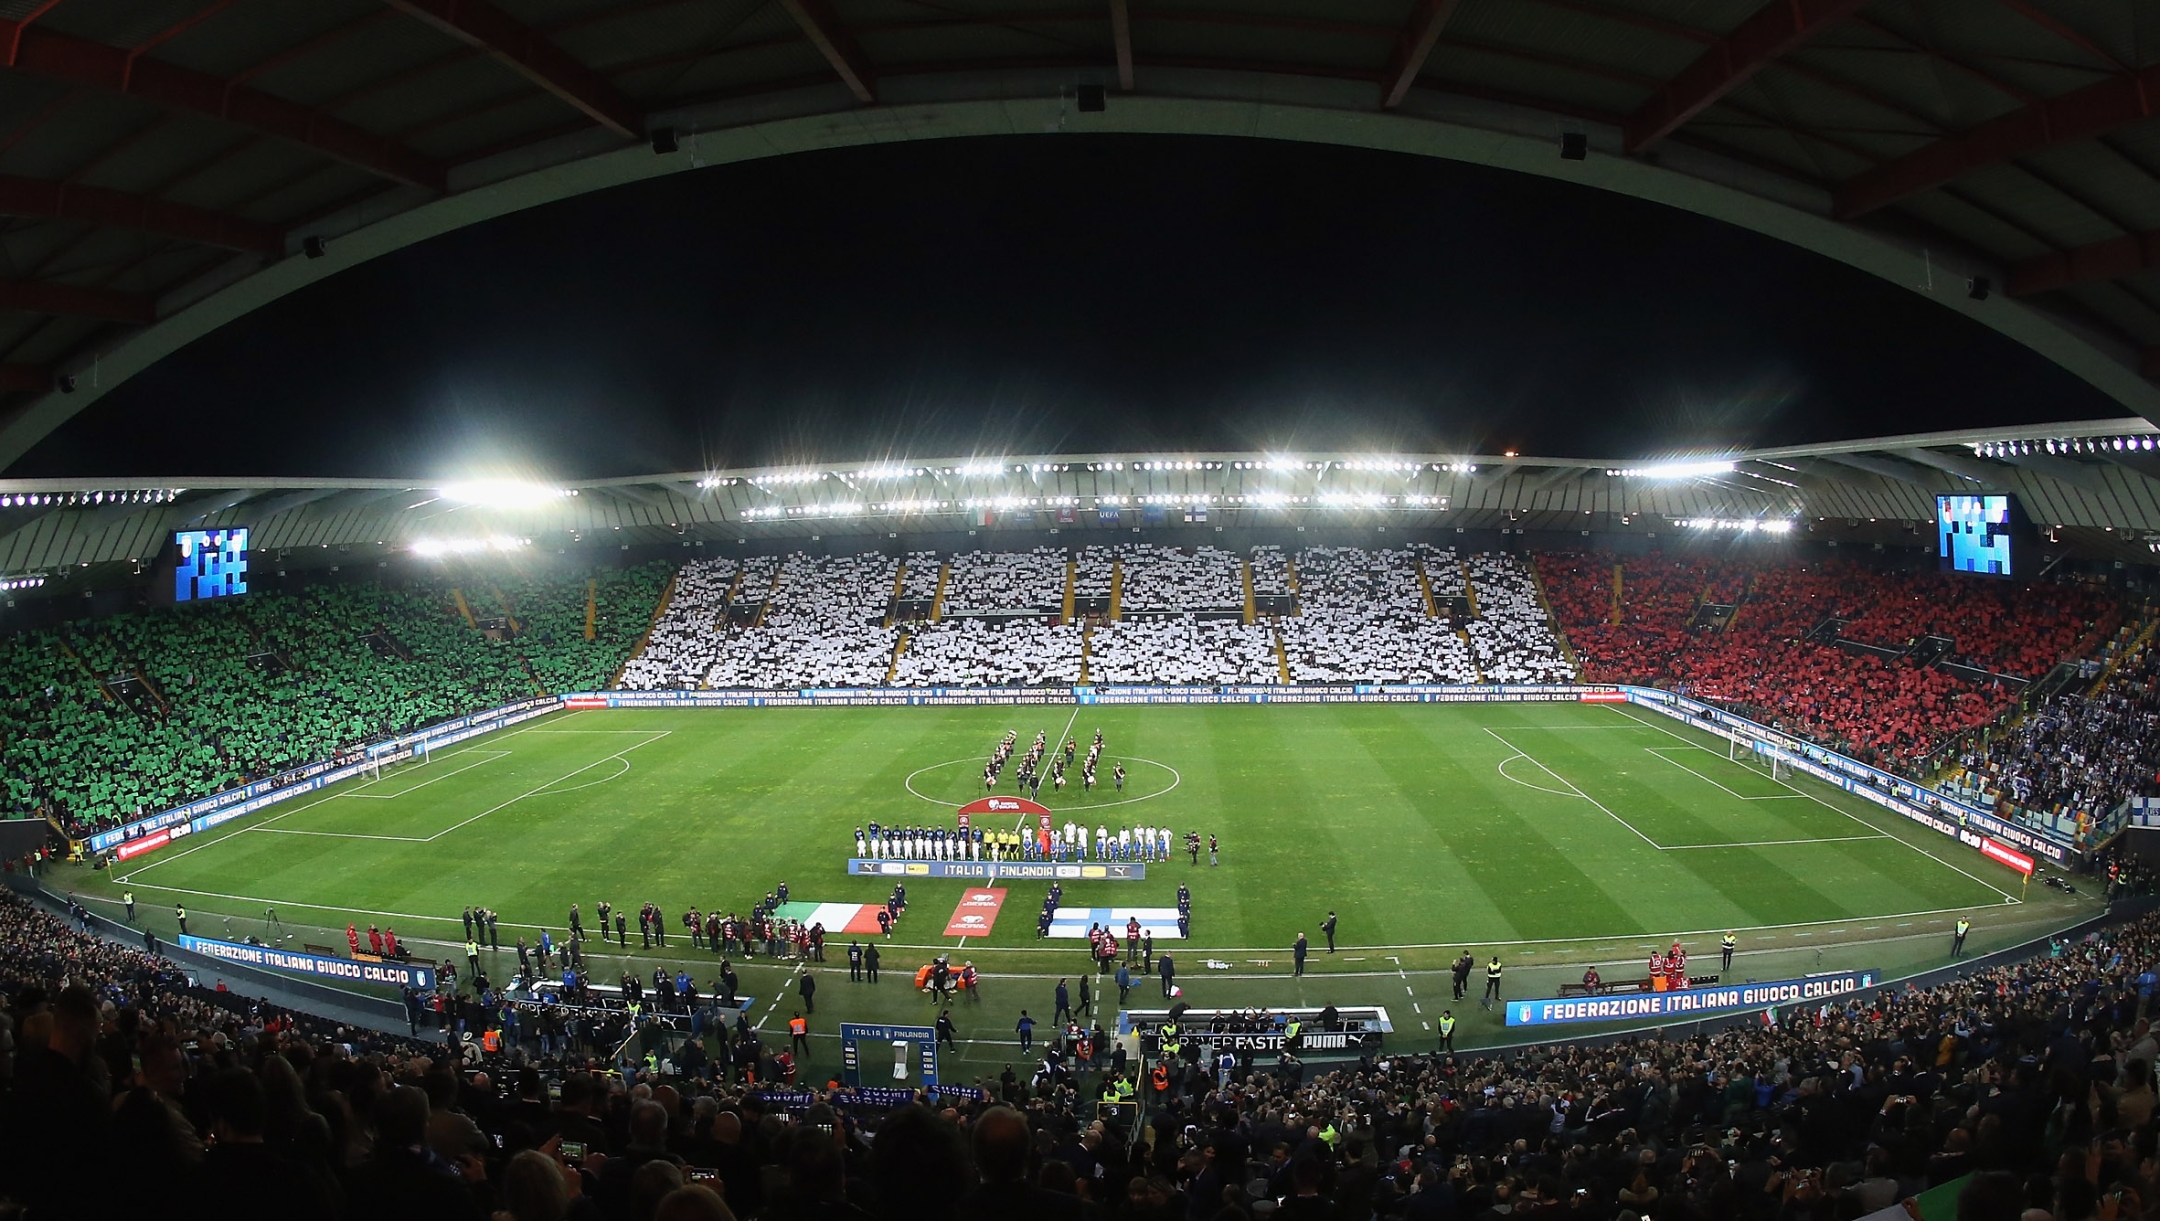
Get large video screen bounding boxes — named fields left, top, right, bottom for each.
left=174, top=528, right=248, bottom=602
left=1937, top=494, right=2012, bottom=576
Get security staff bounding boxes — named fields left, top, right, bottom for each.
left=1721, top=933, right=1737, bottom=972
left=176, top=904, right=187, bottom=935
left=1952, top=918, right=1971, bottom=958
left=1437, top=1010, right=1456, bottom=1053
left=1482, top=957, right=1503, bottom=1007
left=123, top=891, right=134, bottom=922
left=1284, top=1017, right=1302, bottom=1051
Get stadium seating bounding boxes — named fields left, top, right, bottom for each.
left=1088, top=615, right=1279, bottom=684
left=1534, top=550, right=2111, bottom=769
left=1966, top=626, right=2160, bottom=826
left=1277, top=546, right=1476, bottom=683
left=1462, top=551, right=1576, bottom=683
left=617, top=557, right=740, bottom=690
left=890, top=617, right=1083, bottom=686
left=7, top=871, right=2159, bottom=1221
left=941, top=547, right=1065, bottom=615
left=2, top=567, right=665, bottom=835
left=1116, top=544, right=1245, bottom=616
left=703, top=553, right=900, bottom=688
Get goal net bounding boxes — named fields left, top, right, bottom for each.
left=1726, top=736, right=1793, bottom=783
left=365, top=739, right=431, bottom=783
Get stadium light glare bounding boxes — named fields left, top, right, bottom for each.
left=439, top=481, right=571, bottom=508
left=1614, top=460, right=1737, bottom=479
left=410, top=535, right=531, bottom=557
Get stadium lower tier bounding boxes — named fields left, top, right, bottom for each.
left=1, top=822, right=2146, bottom=1221
left=1, top=544, right=2132, bottom=844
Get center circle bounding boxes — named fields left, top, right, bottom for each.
left=903, top=756, right=1180, bottom=810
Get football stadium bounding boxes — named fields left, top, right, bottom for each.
left=6, top=4, right=2160, bottom=1220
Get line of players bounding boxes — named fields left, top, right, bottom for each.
left=854, top=819, right=1192, bottom=862
left=984, top=727, right=1124, bottom=798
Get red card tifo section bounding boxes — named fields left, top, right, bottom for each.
left=942, top=887, right=1007, bottom=937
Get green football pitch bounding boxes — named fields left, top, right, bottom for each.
left=62, top=700, right=2094, bottom=1056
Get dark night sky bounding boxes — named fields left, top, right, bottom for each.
left=14, top=134, right=2129, bottom=480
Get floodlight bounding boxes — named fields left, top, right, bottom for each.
left=438, top=481, right=569, bottom=508
left=1615, top=459, right=1737, bottom=479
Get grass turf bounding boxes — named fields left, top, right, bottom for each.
left=63, top=700, right=2092, bottom=1057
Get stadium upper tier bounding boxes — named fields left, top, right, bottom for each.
left=6, top=423, right=2160, bottom=583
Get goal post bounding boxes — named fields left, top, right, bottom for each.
left=1727, top=736, right=1793, bottom=782
left=365, top=738, right=428, bottom=783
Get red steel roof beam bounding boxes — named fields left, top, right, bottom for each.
left=1379, top=0, right=1463, bottom=110
left=1623, top=0, right=1871, bottom=152
left=778, top=0, right=876, bottom=103
left=2007, top=228, right=2160, bottom=296
left=0, top=22, right=446, bottom=191
left=0, top=278, right=153, bottom=323
left=382, top=0, right=644, bottom=138
left=1836, top=63, right=2160, bottom=219
left=0, top=174, right=283, bottom=255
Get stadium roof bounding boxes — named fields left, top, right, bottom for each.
left=7, top=418, right=2160, bottom=584
left=0, top=1, right=2150, bottom=471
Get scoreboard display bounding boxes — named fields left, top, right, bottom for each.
left=1936, top=494, right=2013, bottom=577
left=174, top=528, right=248, bottom=602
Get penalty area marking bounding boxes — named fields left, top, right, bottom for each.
left=343, top=750, right=511, bottom=799
left=1490, top=728, right=1897, bottom=855
left=1641, top=746, right=1805, bottom=800
left=903, top=756, right=1180, bottom=810
left=238, top=733, right=666, bottom=845
left=1607, top=704, right=2024, bottom=904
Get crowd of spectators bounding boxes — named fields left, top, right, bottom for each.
left=1090, top=617, right=1281, bottom=684
left=1278, top=547, right=1477, bottom=684
left=1251, top=546, right=1291, bottom=599
left=892, top=618, right=1085, bottom=687
left=942, top=549, right=1067, bottom=615
left=703, top=554, right=900, bottom=689
left=5, top=567, right=661, bottom=838
left=1462, top=553, right=1576, bottom=684
left=11, top=843, right=2160, bottom=1221
left=1119, top=546, right=1247, bottom=616
left=1535, top=552, right=2107, bottom=770
left=618, top=559, right=742, bottom=691
left=1966, top=629, right=2160, bottom=824
left=604, top=545, right=1577, bottom=693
